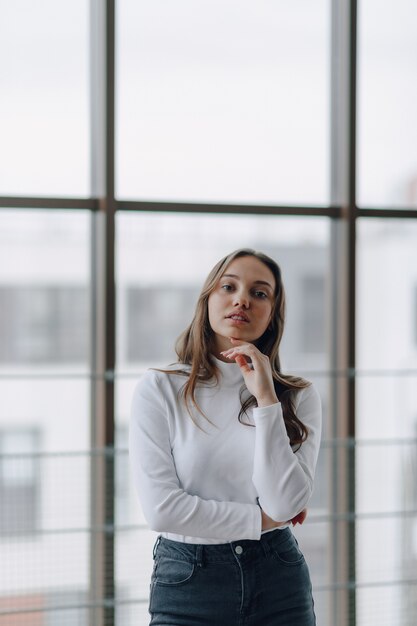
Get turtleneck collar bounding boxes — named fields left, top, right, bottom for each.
left=211, top=355, right=245, bottom=387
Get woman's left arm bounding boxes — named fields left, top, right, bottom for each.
left=222, top=339, right=322, bottom=522
left=251, top=384, right=322, bottom=521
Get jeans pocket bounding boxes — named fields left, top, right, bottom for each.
left=271, top=535, right=305, bottom=567
left=153, top=555, right=196, bottom=586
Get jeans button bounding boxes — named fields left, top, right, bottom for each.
left=235, top=545, right=243, bottom=555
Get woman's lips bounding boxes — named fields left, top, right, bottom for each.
left=226, top=315, right=249, bottom=324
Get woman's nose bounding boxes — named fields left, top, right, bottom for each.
left=233, top=290, right=249, bottom=308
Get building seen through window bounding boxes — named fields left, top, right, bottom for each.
left=0, top=429, right=40, bottom=535
left=0, top=287, right=88, bottom=364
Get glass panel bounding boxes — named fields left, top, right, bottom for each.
left=0, top=211, right=91, bottom=624
left=116, top=211, right=330, bottom=622
left=358, top=0, right=417, bottom=208
left=357, top=218, right=417, bottom=623
left=357, top=220, right=417, bottom=371
left=116, top=1, right=330, bottom=204
left=0, top=210, right=90, bottom=369
left=0, top=2, right=90, bottom=197
left=356, top=516, right=417, bottom=625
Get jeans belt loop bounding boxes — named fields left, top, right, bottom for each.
left=261, top=531, right=273, bottom=558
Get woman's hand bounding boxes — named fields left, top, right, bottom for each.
left=261, top=508, right=308, bottom=530
left=290, top=509, right=307, bottom=526
left=220, top=338, right=278, bottom=407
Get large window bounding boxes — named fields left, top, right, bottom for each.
left=1, top=1, right=416, bottom=625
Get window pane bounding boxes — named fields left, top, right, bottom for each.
left=358, top=0, right=417, bottom=208
left=0, top=211, right=91, bottom=625
left=357, top=218, right=417, bottom=623
left=0, top=1, right=90, bottom=196
left=0, top=210, right=91, bottom=368
left=357, top=220, right=417, bottom=371
left=116, top=1, right=330, bottom=204
left=116, top=212, right=331, bottom=622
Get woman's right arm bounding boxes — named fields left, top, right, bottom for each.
left=129, top=370, right=262, bottom=541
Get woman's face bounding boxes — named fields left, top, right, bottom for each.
left=207, top=255, right=276, bottom=357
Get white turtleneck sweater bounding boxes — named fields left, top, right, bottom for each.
left=129, top=357, right=322, bottom=544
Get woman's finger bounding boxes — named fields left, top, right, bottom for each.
left=221, top=344, right=266, bottom=366
left=221, top=342, right=260, bottom=358
left=291, top=509, right=307, bottom=526
left=234, top=354, right=252, bottom=373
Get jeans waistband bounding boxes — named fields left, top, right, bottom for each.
left=153, top=526, right=293, bottom=565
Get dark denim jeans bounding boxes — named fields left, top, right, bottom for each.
left=149, top=527, right=316, bottom=625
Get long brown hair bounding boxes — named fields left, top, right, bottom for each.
left=160, top=248, right=310, bottom=447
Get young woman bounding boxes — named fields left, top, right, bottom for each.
left=130, top=248, right=322, bottom=625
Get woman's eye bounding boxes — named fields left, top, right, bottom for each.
left=221, top=284, right=233, bottom=291
left=254, top=290, right=267, bottom=298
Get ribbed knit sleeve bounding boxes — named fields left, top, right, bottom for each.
left=129, top=370, right=262, bottom=541
left=252, top=383, right=322, bottom=521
